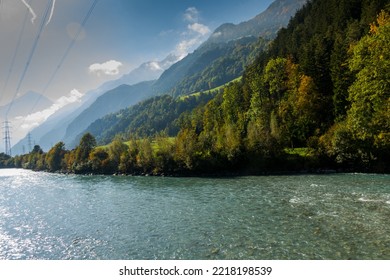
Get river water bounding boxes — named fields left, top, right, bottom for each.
left=0, top=169, right=389, bottom=260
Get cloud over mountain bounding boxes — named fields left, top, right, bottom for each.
left=18, top=89, right=84, bottom=131
left=175, top=7, right=211, bottom=59
left=89, top=60, right=123, bottom=76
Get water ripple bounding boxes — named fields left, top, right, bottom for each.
left=0, top=169, right=389, bottom=259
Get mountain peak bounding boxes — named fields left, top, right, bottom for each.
left=205, top=0, right=307, bottom=45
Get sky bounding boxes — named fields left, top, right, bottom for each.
left=0, top=0, right=273, bottom=150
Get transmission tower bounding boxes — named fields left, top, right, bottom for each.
left=27, top=132, right=33, bottom=153
left=3, top=120, right=12, bottom=156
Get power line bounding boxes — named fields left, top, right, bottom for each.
left=5, top=0, right=52, bottom=119
left=44, top=0, right=99, bottom=94
left=17, top=0, right=100, bottom=135
left=0, top=0, right=31, bottom=109
left=27, top=0, right=99, bottom=116
left=5, top=0, right=99, bottom=152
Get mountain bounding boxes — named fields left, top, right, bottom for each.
left=75, top=0, right=308, bottom=145
left=205, top=0, right=308, bottom=45
left=0, top=91, right=53, bottom=119
left=120, top=54, right=180, bottom=85
left=12, top=0, right=308, bottom=154
left=63, top=81, right=155, bottom=148
left=12, top=54, right=178, bottom=154
left=152, top=0, right=307, bottom=96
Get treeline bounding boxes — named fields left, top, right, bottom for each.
left=0, top=153, right=13, bottom=168
left=2, top=0, right=389, bottom=175
left=3, top=131, right=313, bottom=175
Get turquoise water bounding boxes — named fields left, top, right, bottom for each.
left=0, top=169, right=389, bottom=260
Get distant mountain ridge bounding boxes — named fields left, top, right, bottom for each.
left=0, top=91, right=53, bottom=119
left=64, top=81, right=155, bottom=148
left=205, top=0, right=307, bottom=44
left=12, top=55, right=178, bottom=154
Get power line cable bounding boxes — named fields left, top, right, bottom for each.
left=15, top=0, right=99, bottom=153
left=5, top=0, right=52, bottom=119
left=0, top=0, right=32, bottom=110
left=26, top=0, right=99, bottom=119
left=43, top=0, right=99, bottom=94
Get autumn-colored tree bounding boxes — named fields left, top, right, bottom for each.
left=46, top=142, right=66, bottom=172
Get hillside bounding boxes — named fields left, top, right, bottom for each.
left=81, top=85, right=227, bottom=145
left=64, top=81, right=155, bottom=148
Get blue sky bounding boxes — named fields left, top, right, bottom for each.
left=0, top=0, right=273, bottom=145
left=0, top=0, right=273, bottom=103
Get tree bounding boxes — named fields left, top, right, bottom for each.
left=89, top=148, right=110, bottom=174
left=108, top=135, right=127, bottom=169
left=320, top=11, right=390, bottom=170
left=46, top=142, right=66, bottom=172
left=0, top=153, right=13, bottom=168
left=136, top=138, right=154, bottom=173
left=264, top=57, right=288, bottom=104
left=74, top=133, right=97, bottom=172
left=347, top=11, right=390, bottom=152
left=75, top=133, right=97, bottom=163
left=175, top=128, right=199, bottom=170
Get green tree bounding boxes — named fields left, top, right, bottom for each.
left=175, top=128, right=199, bottom=170
left=136, top=138, right=154, bottom=173
left=46, top=142, right=66, bottom=172
left=347, top=11, right=390, bottom=152
left=74, top=133, right=97, bottom=173
left=108, top=135, right=128, bottom=169
left=89, top=148, right=110, bottom=173
left=264, top=57, right=288, bottom=104
left=75, top=133, right=96, bottom=163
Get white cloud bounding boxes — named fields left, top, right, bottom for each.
left=146, top=61, right=163, bottom=71
left=184, top=7, right=199, bottom=23
left=188, top=23, right=210, bottom=36
left=89, top=60, right=123, bottom=76
left=173, top=8, right=211, bottom=59
left=19, top=89, right=84, bottom=130
left=175, top=38, right=201, bottom=59
left=212, top=31, right=222, bottom=38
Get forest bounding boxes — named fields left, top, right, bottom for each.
left=1, top=0, right=389, bottom=175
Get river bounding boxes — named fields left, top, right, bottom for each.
left=0, top=169, right=389, bottom=260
